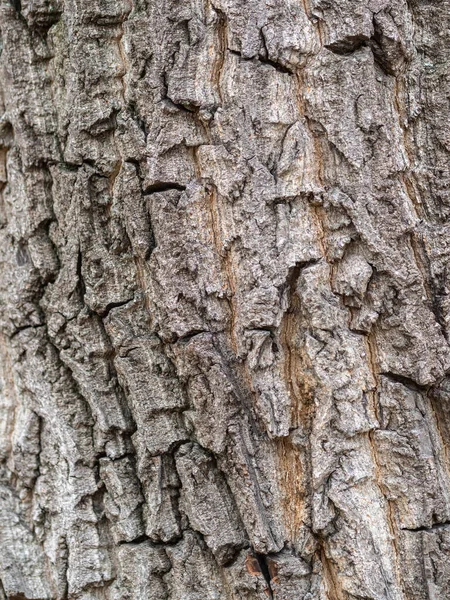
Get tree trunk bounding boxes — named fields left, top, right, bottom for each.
left=1, top=0, right=450, bottom=598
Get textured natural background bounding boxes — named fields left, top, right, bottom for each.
left=1, top=0, right=450, bottom=598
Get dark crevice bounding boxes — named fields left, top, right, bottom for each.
left=369, top=14, right=401, bottom=77
left=270, top=195, right=299, bottom=206
left=143, top=181, right=186, bottom=195
left=127, top=102, right=148, bottom=140
left=76, top=247, right=86, bottom=303
left=82, top=158, right=96, bottom=168
left=325, top=30, right=398, bottom=77
left=175, top=329, right=209, bottom=344
left=7, top=596, right=51, bottom=600
left=10, top=323, right=45, bottom=339
left=430, top=286, right=448, bottom=343
left=259, top=27, right=269, bottom=61
left=32, top=414, right=43, bottom=487
left=9, top=0, right=21, bottom=14
left=248, top=326, right=277, bottom=335
left=258, top=55, right=293, bottom=75
left=60, top=161, right=81, bottom=172
left=124, top=158, right=146, bottom=193
left=160, top=68, right=198, bottom=115
left=91, top=485, right=106, bottom=521
left=380, top=371, right=430, bottom=393
left=227, top=48, right=293, bottom=75
left=408, top=231, right=449, bottom=342
left=325, top=36, right=369, bottom=55
left=220, top=545, right=249, bottom=568
left=255, top=553, right=274, bottom=598
left=370, top=44, right=396, bottom=77
left=98, top=297, right=135, bottom=319
left=283, top=258, right=322, bottom=306
left=118, top=533, right=150, bottom=545
left=92, top=318, right=137, bottom=437
left=164, top=97, right=197, bottom=114
left=401, top=521, right=450, bottom=533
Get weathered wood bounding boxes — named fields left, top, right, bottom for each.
left=1, top=0, right=450, bottom=597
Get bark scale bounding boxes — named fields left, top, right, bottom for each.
left=0, top=0, right=450, bottom=598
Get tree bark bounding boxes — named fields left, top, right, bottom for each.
left=1, top=0, right=450, bottom=598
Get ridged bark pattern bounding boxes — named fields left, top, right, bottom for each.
left=1, top=0, right=450, bottom=598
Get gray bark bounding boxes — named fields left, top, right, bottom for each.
left=0, top=0, right=449, bottom=598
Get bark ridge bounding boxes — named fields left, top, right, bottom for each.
left=1, top=0, right=450, bottom=598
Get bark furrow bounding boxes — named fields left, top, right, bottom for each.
left=1, top=0, right=450, bottom=598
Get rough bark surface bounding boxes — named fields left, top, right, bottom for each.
left=0, top=0, right=450, bottom=598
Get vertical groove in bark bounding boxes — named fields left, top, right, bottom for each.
left=1, top=0, right=450, bottom=598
